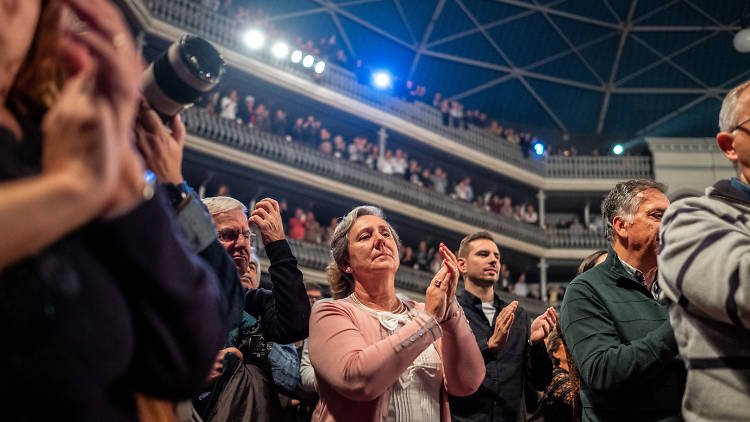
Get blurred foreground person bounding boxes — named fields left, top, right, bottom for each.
left=0, top=0, right=227, bottom=420
left=309, top=206, right=484, bottom=421
left=560, top=180, right=685, bottom=421
left=658, top=80, right=750, bottom=421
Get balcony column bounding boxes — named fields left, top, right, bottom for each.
left=538, top=257, right=549, bottom=302
left=378, top=126, right=387, bottom=163
left=537, top=189, right=546, bottom=229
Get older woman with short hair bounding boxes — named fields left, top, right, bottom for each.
left=309, top=206, right=484, bottom=421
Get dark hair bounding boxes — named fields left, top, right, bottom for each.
left=576, top=250, right=607, bottom=275
left=601, top=179, right=667, bottom=243
left=458, top=231, right=494, bottom=258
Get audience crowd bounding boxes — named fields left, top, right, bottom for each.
left=195, top=0, right=610, bottom=158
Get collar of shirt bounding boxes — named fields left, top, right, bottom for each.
left=618, top=257, right=660, bottom=299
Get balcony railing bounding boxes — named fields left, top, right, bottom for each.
left=137, top=0, right=653, bottom=181
left=258, top=238, right=551, bottom=315
left=182, top=107, right=608, bottom=252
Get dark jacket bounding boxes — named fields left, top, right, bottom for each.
left=560, top=247, right=686, bottom=422
left=450, top=289, right=552, bottom=422
left=0, top=122, right=227, bottom=421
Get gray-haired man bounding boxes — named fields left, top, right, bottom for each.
left=560, top=180, right=686, bottom=422
left=658, top=80, right=750, bottom=421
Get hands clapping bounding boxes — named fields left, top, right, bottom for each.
left=424, top=243, right=460, bottom=322
left=529, top=307, right=559, bottom=346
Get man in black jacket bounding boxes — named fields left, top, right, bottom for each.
left=450, top=231, right=557, bottom=422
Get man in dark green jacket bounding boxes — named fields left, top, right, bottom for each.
left=560, top=180, right=686, bottom=422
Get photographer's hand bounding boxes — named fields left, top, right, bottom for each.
left=134, top=100, right=186, bottom=184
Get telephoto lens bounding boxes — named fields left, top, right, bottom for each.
left=142, top=35, right=225, bottom=121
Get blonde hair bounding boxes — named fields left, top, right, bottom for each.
left=327, top=206, right=400, bottom=299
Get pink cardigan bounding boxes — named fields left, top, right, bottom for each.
left=309, top=296, right=485, bottom=422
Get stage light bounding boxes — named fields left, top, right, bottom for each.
left=533, top=141, right=545, bottom=156
left=613, top=144, right=624, bottom=155
left=290, top=50, right=303, bottom=63
left=243, top=29, right=265, bottom=50
left=302, top=55, right=315, bottom=68
left=372, top=72, right=392, bottom=89
left=271, top=41, right=289, bottom=59
left=314, top=60, right=326, bottom=74
left=735, top=28, right=750, bottom=53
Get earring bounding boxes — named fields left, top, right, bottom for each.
left=345, top=266, right=351, bottom=272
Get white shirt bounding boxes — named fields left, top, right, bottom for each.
left=220, top=96, right=237, bottom=120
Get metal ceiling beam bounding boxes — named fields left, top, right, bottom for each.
left=313, top=0, right=415, bottom=51
left=721, top=67, right=750, bottom=89
left=392, top=0, right=417, bottom=44
left=601, top=0, right=622, bottom=24
left=631, top=25, right=740, bottom=32
left=629, top=34, right=709, bottom=89
left=614, top=87, right=726, bottom=94
left=422, top=50, right=605, bottom=92
left=682, top=0, right=724, bottom=27
left=635, top=94, right=711, bottom=136
left=631, top=0, right=679, bottom=25
left=267, top=0, right=381, bottom=22
left=426, top=0, right=567, bottom=48
left=456, top=0, right=568, bottom=132
left=597, top=0, right=637, bottom=134
left=532, top=0, right=604, bottom=84
left=408, top=0, right=446, bottom=79
left=616, top=20, right=737, bottom=86
left=448, top=74, right=515, bottom=101
left=491, top=0, right=621, bottom=30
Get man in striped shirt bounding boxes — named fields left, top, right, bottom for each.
left=658, top=80, right=750, bottom=421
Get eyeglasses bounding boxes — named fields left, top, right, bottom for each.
left=218, top=228, right=255, bottom=245
left=733, top=117, right=750, bottom=133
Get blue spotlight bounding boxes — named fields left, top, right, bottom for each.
left=372, top=71, right=392, bottom=89
left=613, top=144, right=624, bottom=155
left=533, top=141, right=545, bottom=156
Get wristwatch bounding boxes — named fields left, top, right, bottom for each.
left=164, top=181, right=192, bottom=211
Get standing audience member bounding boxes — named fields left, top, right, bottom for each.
left=200, top=196, right=311, bottom=421
left=0, top=1, right=227, bottom=420
left=288, top=208, right=306, bottom=240
left=450, top=232, right=556, bottom=422
left=220, top=89, right=239, bottom=121
left=658, top=79, right=750, bottom=422
left=560, top=180, right=685, bottom=422
left=308, top=206, right=484, bottom=421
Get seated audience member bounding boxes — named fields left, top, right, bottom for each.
left=568, top=217, right=584, bottom=234
left=513, top=273, right=529, bottom=297
left=658, top=80, right=750, bottom=422
left=271, top=109, right=288, bottom=137
left=560, top=180, right=685, bottom=422
left=401, top=245, right=416, bottom=268
left=253, top=104, right=271, bottom=132
left=308, top=206, right=484, bottom=421
left=415, top=240, right=431, bottom=271
left=450, top=232, right=555, bottom=422
left=199, top=196, right=311, bottom=421
left=500, top=197, right=513, bottom=218
left=0, top=2, right=227, bottom=419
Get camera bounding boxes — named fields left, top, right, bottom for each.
left=142, top=35, right=225, bottom=120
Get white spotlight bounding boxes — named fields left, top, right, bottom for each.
left=314, top=61, right=326, bottom=74
left=290, top=50, right=303, bottom=63
left=302, top=55, right=315, bottom=68
left=373, top=72, right=392, bottom=89
left=243, top=29, right=265, bottom=50
left=613, top=144, right=624, bottom=155
left=271, top=41, right=289, bottom=59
